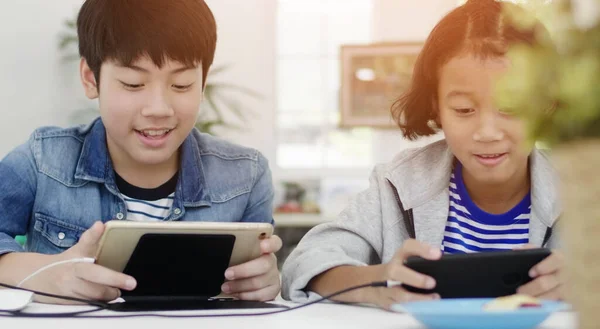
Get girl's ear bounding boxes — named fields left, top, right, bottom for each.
left=431, top=98, right=442, bottom=127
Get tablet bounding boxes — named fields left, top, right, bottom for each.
left=94, top=220, right=275, bottom=306
left=95, top=220, right=273, bottom=272
left=403, top=248, right=552, bottom=298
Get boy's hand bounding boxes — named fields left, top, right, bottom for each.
left=517, top=246, right=565, bottom=300
left=370, top=239, right=442, bottom=310
left=220, top=235, right=282, bottom=301
left=22, top=221, right=137, bottom=304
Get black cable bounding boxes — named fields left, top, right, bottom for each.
left=4, top=307, right=106, bottom=318
left=0, top=282, right=109, bottom=308
left=0, top=281, right=389, bottom=318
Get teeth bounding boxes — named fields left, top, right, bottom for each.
left=479, top=154, right=501, bottom=158
left=141, top=129, right=170, bottom=137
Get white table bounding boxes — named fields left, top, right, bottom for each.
left=0, top=300, right=576, bottom=329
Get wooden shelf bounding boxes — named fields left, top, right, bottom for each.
left=273, top=213, right=335, bottom=228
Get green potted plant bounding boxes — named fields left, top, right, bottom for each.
left=58, top=17, right=260, bottom=136
left=497, top=1, right=600, bottom=328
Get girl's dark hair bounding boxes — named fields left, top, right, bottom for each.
left=392, top=0, right=550, bottom=140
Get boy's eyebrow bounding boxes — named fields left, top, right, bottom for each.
left=118, top=64, right=196, bottom=74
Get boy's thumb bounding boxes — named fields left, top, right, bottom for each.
left=72, top=221, right=105, bottom=256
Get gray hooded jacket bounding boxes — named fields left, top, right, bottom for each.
left=281, top=140, right=561, bottom=302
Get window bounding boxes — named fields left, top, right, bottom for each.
left=275, top=0, right=375, bottom=175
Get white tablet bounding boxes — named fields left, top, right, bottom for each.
left=95, top=220, right=273, bottom=272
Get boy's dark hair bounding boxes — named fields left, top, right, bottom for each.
left=77, top=0, right=217, bottom=89
left=392, top=0, right=551, bottom=140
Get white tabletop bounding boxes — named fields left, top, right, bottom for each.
left=0, top=300, right=576, bottom=329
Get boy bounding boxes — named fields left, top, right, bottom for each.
left=0, top=0, right=281, bottom=303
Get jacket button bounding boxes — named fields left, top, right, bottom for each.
left=116, top=212, right=124, bottom=220
left=57, top=232, right=65, bottom=240
left=173, top=208, right=182, bottom=215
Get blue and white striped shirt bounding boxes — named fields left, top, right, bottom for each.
left=442, top=162, right=531, bottom=254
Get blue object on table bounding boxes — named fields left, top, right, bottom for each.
left=391, top=298, right=569, bottom=329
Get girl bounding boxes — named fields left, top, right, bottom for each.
left=281, top=0, right=564, bottom=309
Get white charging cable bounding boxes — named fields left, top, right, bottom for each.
left=17, top=257, right=96, bottom=288
left=386, top=280, right=403, bottom=287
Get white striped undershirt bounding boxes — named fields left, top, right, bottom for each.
left=121, top=194, right=174, bottom=221
left=442, top=162, right=531, bottom=254
left=114, top=171, right=177, bottom=221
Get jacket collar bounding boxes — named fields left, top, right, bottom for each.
left=74, top=118, right=211, bottom=205
left=385, top=139, right=561, bottom=246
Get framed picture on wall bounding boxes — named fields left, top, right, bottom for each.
left=340, top=42, right=423, bottom=128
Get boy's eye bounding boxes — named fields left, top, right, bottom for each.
left=172, top=83, right=194, bottom=91
left=120, top=81, right=144, bottom=90
left=453, top=108, right=475, bottom=115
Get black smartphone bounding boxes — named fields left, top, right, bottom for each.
left=403, top=248, right=552, bottom=298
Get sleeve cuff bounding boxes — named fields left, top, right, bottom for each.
left=282, top=250, right=367, bottom=303
left=0, top=237, right=24, bottom=256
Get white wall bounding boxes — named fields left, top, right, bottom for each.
left=0, top=0, right=277, bottom=162
left=204, top=0, right=277, bottom=163
left=0, top=0, right=86, bottom=157
left=372, top=0, right=457, bottom=41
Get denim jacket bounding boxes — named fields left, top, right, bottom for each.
left=0, top=118, right=274, bottom=255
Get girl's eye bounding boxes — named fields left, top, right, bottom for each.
left=499, top=108, right=516, bottom=115
left=454, top=108, right=475, bottom=115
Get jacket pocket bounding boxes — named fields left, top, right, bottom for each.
left=33, top=213, right=87, bottom=249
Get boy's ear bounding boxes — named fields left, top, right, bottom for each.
left=80, top=58, right=99, bottom=99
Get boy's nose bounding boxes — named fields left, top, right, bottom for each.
left=141, top=91, right=174, bottom=117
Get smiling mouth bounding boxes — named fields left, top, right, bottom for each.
left=475, top=153, right=506, bottom=158
left=473, top=152, right=508, bottom=166
left=134, top=128, right=173, bottom=138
